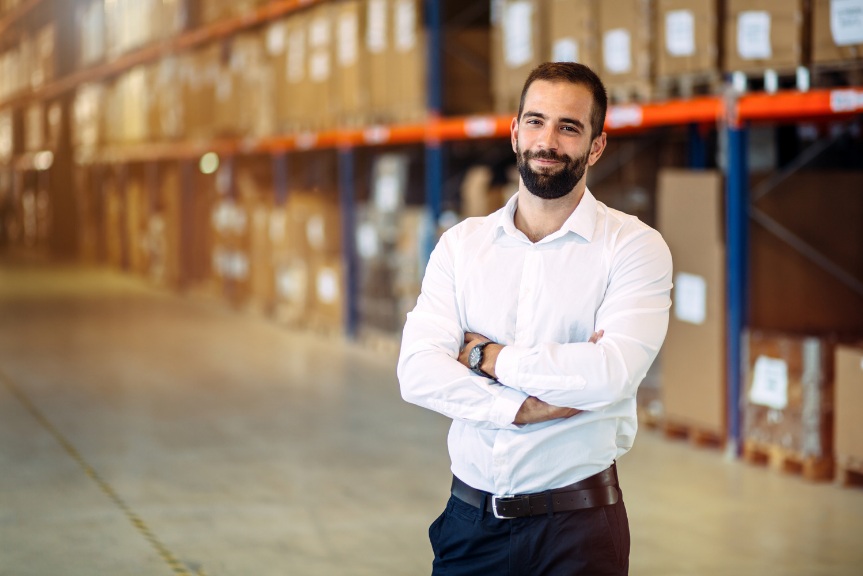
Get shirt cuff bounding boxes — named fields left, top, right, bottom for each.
left=489, top=384, right=529, bottom=428
left=495, top=345, right=531, bottom=389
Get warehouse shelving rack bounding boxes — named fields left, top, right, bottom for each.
left=1, top=0, right=862, bottom=452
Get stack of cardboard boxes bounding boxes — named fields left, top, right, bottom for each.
left=492, top=0, right=863, bottom=109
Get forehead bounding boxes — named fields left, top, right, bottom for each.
left=522, top=80, right=593, bottom=123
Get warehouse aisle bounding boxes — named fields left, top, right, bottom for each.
left=1, top=261, right=862, bottom=576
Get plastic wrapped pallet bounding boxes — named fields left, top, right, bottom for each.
left=598, top=0, right=654, bottom=102
left=743, top=331, right=835, bottom=481
left=655, top=0, right=722, bottom=98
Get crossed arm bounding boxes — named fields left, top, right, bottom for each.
left=457, top=331, right=603, bottom=425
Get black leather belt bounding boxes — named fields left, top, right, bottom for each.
left=451, top=464, right=619, bottom=519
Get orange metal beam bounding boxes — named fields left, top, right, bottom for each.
left=0, top=0, right=44, bottom=39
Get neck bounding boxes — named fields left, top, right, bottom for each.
left=514, top=181, right=586, bottom=243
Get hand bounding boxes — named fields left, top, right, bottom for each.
left=589, top=329, right=604, bottom=344
left=514, top=396, right=581, bottom=425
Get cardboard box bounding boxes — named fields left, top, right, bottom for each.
left=334, top=0, right=369, bottom=125
left=306, top=3, right=337, bottom=129
left=811, top=0, right=863, bottom=65
left=273, top=12, right=313, bottom=132
left=492, top=0, right=547, bottom=114
left=444, top=27, right=493, bottom=116
left=724, top=0, right=806, bottom=73
left=655, top=0, right=722, bottom=78
left=24, top=103, right=44, bottom=152
left=0, top=110, right=12, bottom=162
left=366, top=0, right=393, bottom=120
left=744, top=331, right=834, bottom=464
left=835, top=345, right=863, bottom=466
left=548, top=0, right=599, bottom=71
left=657, top=169, right=726, bottom=437
left=598, top=0, right=654, bottom=99
left=77, top=0, right=106, bottom=66
left=390, top=0, right=426, bottom=122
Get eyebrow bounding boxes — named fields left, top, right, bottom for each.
left=522, top=111, right=586, bottom=131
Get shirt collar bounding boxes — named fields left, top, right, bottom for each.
left=495, top=188, right=597, bottom=243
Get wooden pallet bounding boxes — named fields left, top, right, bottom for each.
left=662, top=420, right=724, bottom=449
left=810, top=61, right=863, bottom=88
left=607, top=81, right=654, bottom=105
left=729, top=68, right=809, bottom=94
left=742, top=440, right=834, bottom=482
left=835, top=456, right=863, bottom=489
left=655, top=71, right=723, bottom=100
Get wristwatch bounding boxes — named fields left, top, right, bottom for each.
left=468, top=341, right=495, bottom=379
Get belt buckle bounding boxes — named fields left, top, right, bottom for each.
left=491, top=494, right=521, bottom=520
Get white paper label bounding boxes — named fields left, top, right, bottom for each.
left=306, top=215, right=326, bottom=250
left=310, top=52, right=330, bottom=82
left=606, top=105, right=643, bottom=128
left=367, top=0, right=388, bottom=54
left=673, top=272, right=707, bottom=325
left=831, top=0, right=863, bottom=45
left=749, top=355, right=789, bottom=410
left=310, top=17, right=330, bottom=47
left=737, top=11, right=772, bottom=60
left=338, top=11, right=359, bottom=66
left=375, top=173, right=400, bottom=212
left=503, top=2, right=534, bottom=67
left=552, top=38, right=579, bottom=63
left=666, top=10, right=695, bottom=56
left=356, top=222, right=380, bottom=259
left=266, top=23, right=286, bottom=55
left=603, top=29, right=631, bottom=74
left=395, top=0, right=417, bottom=52
left=317, top=268, right=339, bottom=303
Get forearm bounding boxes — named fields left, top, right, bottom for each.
left=397, top=312, right=527, bottom=428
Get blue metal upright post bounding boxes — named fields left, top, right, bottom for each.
left=687, top=123, right=708, bottom=169
left=338, top=147, right=359, bottom=338
left=725, top=123, right=749, bottom=456
left=424, top=0, right=444, bottom=261
left=272, top=152, right=289, bottom=206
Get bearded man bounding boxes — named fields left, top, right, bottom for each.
left=397, top=62, right=673, bottom=576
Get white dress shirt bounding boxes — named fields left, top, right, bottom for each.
left=397, top=190, right=672, bottom=495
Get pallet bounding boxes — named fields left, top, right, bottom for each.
left=729, top=68, right=810, bottom=94
left=607, top=81, right=654, bottom=105
left=655, top=71, right=723, bottom=100
left=742, top=440, right=834, bottom=482
left=662, top=420, right=724, bottom=449
left=810, top=61, right=863, bottom=88
left=835, top=456, right=863, bottom=489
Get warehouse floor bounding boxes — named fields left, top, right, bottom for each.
left=1, top=257, right=862, bottom=576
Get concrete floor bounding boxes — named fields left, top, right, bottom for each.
left=1, top=259, right=862, bottom=576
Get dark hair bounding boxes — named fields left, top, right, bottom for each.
left=517, top=62, right=608, bottom=140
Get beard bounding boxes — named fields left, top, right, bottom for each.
left=516, top=143, right=591, bottom=200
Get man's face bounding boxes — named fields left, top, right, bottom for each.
left=511, top=80, right=605, bottom=200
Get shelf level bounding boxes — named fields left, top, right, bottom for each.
left=0, top=0, right=322, bottom=110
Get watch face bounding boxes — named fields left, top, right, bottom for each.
left=468, top=344, right=481, bottom=369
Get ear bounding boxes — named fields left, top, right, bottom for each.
left=588, top=132, right=607, bottom=166
left=510, top=116, right=519, bottom=154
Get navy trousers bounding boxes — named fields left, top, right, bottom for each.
left=428, top=487, right=630, bottom=575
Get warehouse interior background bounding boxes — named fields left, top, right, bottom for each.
left=1, top=0, right=862, bottom=574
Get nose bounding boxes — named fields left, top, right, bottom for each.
left=535, top=123, right=558, bottom=151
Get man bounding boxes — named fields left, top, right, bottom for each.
left=397, top=62, right=673, bottom=575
